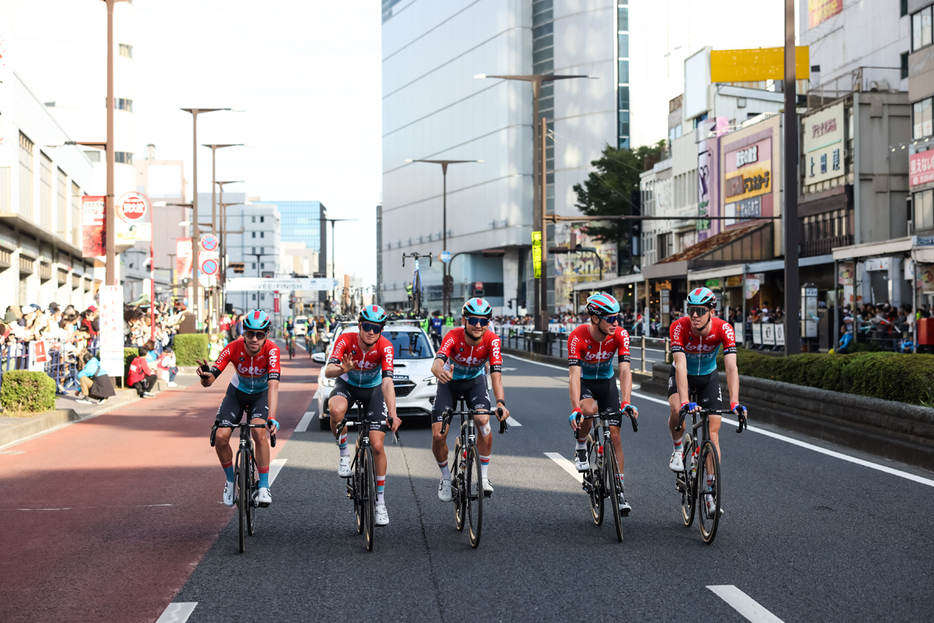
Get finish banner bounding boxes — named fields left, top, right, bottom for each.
left=81, top=196, right=106, bottom=257
left=176, top=237, right=192, bottom=280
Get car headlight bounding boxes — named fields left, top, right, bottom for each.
left=424, top=376, right=438, bottom=386
left=322, top=377, right=336, bottom=387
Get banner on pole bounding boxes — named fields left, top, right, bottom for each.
left=99, top=286, right=125, bottom=378
left=176, top=238, right=192, bottom=279
left=81, top=196, right=106, bottom=257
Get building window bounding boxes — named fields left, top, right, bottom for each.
left=251, top=262, right=256, bottom=269
left=71, top=181, right=81, bottom=247
left=260, top=216, right=265, bottom=223
left=252, top=216, right=256, bottom=223
left=115, top=98, right=133, bottom=112
left=902, top=52, right=910, bottom=79
left=19, top=132, right=34, bottom=218
left=115, top=151, right=133, bottom=164
left=618, top=33, right=629, bottom=58
left=902, top=0, right=910, bottom=18
left=57, top=168, right=67, bottom=236
left=118, top=43, right=133, bottom=58
left=40, top=152, right=52, bottom=228
left=913, top=5, right=933, bottom=52
left=914, top=97, right=933, bottom=139
left=252, top=232, right=256, bottom=238
left=915, top=189, right=934, bottom=230
left=252, top=293, right=257, bottom=301
left=84, top=150, right=101, bottom=163
left=260, top=232, right=264, bottom=238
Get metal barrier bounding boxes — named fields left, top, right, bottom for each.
left=1, top=337, right=101, bottom=397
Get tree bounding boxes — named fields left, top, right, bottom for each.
left=572, top=141, right=667, bottom=272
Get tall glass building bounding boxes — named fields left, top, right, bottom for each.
left=270, top=200, right=326, bottom=253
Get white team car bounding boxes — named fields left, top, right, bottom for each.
left=312, top=321, right=437, bottom=430
left=293, top=315, right=309, bottom=337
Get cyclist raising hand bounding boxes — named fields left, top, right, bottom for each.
left=567, top=293, right=638, bottom=515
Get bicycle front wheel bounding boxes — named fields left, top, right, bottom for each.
left=362, top=446, right=376, bottom=552
left=237, top=451, right=247, bottom=553
left=413, top=271, right=422, bottom=315
left=680, top=434, right=696, bottom=527
left=247, top=456, right=257, bottom=536
left=352, top=456, right=363, bottom=535
left=465, top=444, right=483, bottom=548
left=697, top=440, right=722, bottom=544
left=586, top=435, right=604, bottom=526
left=453, top=437, right=466, bottom=532
left=605, top=444, right=623, bottom=543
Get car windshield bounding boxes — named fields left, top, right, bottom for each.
left=295, top=319, right=307, bottom=325
left=384, top=330, right=432, bottom=360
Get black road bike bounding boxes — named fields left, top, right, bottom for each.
left=402, top=252, right=432, bottom=317
left=335, top=402, right=398, bottom=552
left=439, top=399, right=507, bottom=549
left=287, top=336, right=295, bottom=359
left=674, top=391, right=746, bottom=544
left=575, top=409, right=638, bottom=542
left=210, top=420, right=276, bottom=553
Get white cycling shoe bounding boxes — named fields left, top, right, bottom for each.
left=574, top=449, right=591, bottom=472
left=669, top=450, right=684, bottom=472
left=223, top=481, right=235, bottom=507
left=375, top=504, right=389, bottom=526
left=337, top=456, right=352, bottom=478
left=704, top=493, right=723, bottom=517
left=255, top=487, right=272, bottom=507
left=438, top=479, right=452, bottom=502
left=482, top=478, right=494, bottom=497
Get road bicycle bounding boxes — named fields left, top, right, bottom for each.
left=402, top=252, right=432, bottom=317
left=574, top=408, right=638, bottom=543
left=286, top=335, right=295, bottom=359
left=439, top=398, right=507, bottom=549
left=335, top=402, right=398, bottom=552
left=674, top=390, right=746, bottom=544
left=210, top=420, right=277, bottom=553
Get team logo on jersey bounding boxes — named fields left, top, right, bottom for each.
left=582, top=351, right=613, bottom=362
left=457, top=356, right=485, bottom=366
left=238, top=364, right=267, bottom=376
left=357, top=361, right=379, bottom=370
left=491, top=341, right=500, bottom=360
left=723, top=323, right=735, bottom=342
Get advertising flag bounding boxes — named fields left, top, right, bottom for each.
left=176, top=237, right=192, bottom=279
left=81, top=196, right=106, bottom=257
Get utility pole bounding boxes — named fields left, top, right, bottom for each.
left=783, top=0, right=801, bottom=355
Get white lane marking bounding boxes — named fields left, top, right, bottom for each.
left=503, top=353, right=566, bottom=372
left=632, top=390, right=671, bottom=406
left=544, top=452, right=583, bottom=484
left=296, top=411, right=315, bottom=432
left=3, top=503, right=173, bottom=512
left=269, top=458, right=287, bottom=486
left=156, top=602, right=198, bottom=623
left=506, top=416, right=522, bottom=427
left=708, top=586, right=784, bottom=623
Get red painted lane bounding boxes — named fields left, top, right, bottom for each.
left=0, top=353, right=319, bottom=623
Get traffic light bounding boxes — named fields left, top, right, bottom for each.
left=472, top=287, right=484, bottom=298
left=443, top=274, right=454, bottom=295
left=230, top=262, right=245, bottom=274
left=507, top=300, right=512, bottom=309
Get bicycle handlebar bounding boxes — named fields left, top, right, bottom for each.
left=440, top=406, right=506, bottom=436
left=574, top=408, right=638, bottom=434
left=210, top=421, right=277, bottom=447
left=676, top=406, right=747, bottom=434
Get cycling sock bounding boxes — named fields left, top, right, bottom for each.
left=258, top=466, right=270, bottom=489
left=438, top=460, right=452, bottom=480
left=338, top=432, right=349, bottom=457
left=575, top=439, right=586, bottom=452
left=376, top=475, right=386, bottom=505
left=618, top=473, right=625, bottom=489
left=222, top=461, right=234, bottom=482
left=673, top=438, right=683, bottom=452
left=479, top=455, right=490, bottom=479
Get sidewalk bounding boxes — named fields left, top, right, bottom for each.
left=0, top=372, right=202, bottom=450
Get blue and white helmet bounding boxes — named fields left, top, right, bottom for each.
left=243, top=309, right=271, bottom=331
left=586, top=293, right=620, bottom=317
left=359, top=304, right=388, bottom=324
left=462, top=297, right=493, bottom=318
left=686, top=287, right=717, bottom=308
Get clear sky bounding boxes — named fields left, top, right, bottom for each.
left=133, top=0, right=382, bottom=284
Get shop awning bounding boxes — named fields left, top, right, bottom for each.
left=643, top=221, right=774, bottom=280
left=686, top=254, right=834, bottom=284
left=572, top=272, right=645, bottom=291
left=832, top=236, right=912, bottom=261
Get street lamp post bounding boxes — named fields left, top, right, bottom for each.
left=211, top=178, right=242, bottom=322
left=218, top=199, right=245, bottom=314
left=103, top=0, right=129, bottom=286
left=323, top=217, right=357, bottom=313
left=404, top=158, right=483, bottom=316
left=474, top=73, right=591, bottom=335
left=181, top=108, right=229, bottom=333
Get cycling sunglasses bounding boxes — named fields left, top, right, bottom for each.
left=688, top=306, right=711, bottom=317
left=466, top=317, right=490, bottom=327
left=598, top=315, right=621, bottom=325
left=244, top=330, right=268, bottom=340
left=360, top=322, right=383, bottom=334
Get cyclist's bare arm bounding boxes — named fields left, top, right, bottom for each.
left=723, top=352, right=740, bottom=406
left=568, top=364, right=582, bottom=412
left=266, top=379, right=279, bottom=424
left=490, top=371, right=509, bottom=420
left=673, top=351, right=689, bottom=405
left=325, top=353, right=353, bottom=378
left=382, top=376, right=400, bottom=432
left=619, top=361, right=633, bottom=407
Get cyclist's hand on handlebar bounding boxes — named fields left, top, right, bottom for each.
left=267, top=418, right=280, bottom=434
left=622, top=402, right=638, bottom=419
left=495, top=404, right=509, bottom=421
left=568, top=408, right=583, bottom=431
left=679, top=401, right=699, bottom=416
left=387, top=414, right=401, bottom=432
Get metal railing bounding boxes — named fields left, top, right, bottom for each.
left=1, top=336, right=101, bottom=397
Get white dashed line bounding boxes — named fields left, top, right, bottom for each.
left=505, top=416, right=522, bottom=427
left=269, top=458, right=287, bottom=486
left=296, top=411, right=315, bottom=432
left=155, top=602, right=197, bottom=623
left=544, top=452, right=583, bottom=484
left=707, top=586, right=784, bottom=623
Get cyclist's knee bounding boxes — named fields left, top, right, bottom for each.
left=371, top=437, right=385, bottom=454
left=431, top=427, right=446, bottom=445
left=215, top=429, right=232, bottom=444
left=581, top=402, right=598, bottom=416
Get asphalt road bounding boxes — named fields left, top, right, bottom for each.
left=162, top=350, right=934, bottom=623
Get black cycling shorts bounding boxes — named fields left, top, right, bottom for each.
left=329, top=378, right=388, bottom=432
left=580, top=377, right=623, bottom=427
left=667, top=365, right=722, bottom=410
left=216, top=384, right=270, bottom=425
left=431, top=375, right=491, bottom=424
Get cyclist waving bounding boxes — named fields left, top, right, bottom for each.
left=325, top=305, right=399, bottom=527
left=196, top=309, right=281, bottom=508
left=667, top=288, right=747, bottom=514
left=567, top=293, right=638, bottom=515
left=430, top=298, right=509, bottom=501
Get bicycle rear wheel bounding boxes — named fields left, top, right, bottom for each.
left=237, top=451, right=247, bottom=553
left=697, top=440, right=721, bottom=544
left=680, top=434, right=696, bottom=527
left=465, top=444, right=483, bottom=548
left=605, top=444, right=623, bottom=543
left=586, top=435, right=604, bottom=526
left=453, top=437, right=466, bottom=531
left=247, top=456, right=257, bottom=536
left=362, top=446, right=376, bottom=552
left=413, top=271, right=422, bottom=315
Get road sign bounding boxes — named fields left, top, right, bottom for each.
left=475, top=281, right=483, bottom=289
left=117, top=192, right=150, bottom=222
left=200, top=234, right=219, bottom=252
left=225, top=277, right=339, bottom=292
left=200, top=257, right=218, bottom=276
left=440, top=250, right=452, bottom=263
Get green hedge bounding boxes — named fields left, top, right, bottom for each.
left=173, top=334, right=209, bottom=365
left=717, top=348, right=934, bottom=406
left=1, top=371, right=57, bottom=413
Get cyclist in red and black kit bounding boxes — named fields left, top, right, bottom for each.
left=668, top=288, right=747, bottom=515
left=325, top=305, right=399, bottom=527
left=567, top=293, right=638, bottom=515
left=430, top=298, right=509, bottom=502
left=195, top=309, right=281, bottom=508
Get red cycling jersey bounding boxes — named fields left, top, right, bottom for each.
left=211, top=337, right=281, bottom=395
left=567, top=324, right=631, bottom=380
left=435, top=328, right=503, bottom=380
left=669, top=316, right=737, bottom=376
left=328, top=332, right=395, bottom=388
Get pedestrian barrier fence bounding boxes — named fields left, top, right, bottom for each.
left=1, top=337, right=100, bottom=399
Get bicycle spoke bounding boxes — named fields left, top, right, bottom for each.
left=697, top=440, right=722, bottom=544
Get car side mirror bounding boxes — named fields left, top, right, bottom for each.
left=312, top=352, right=326, bottom=364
